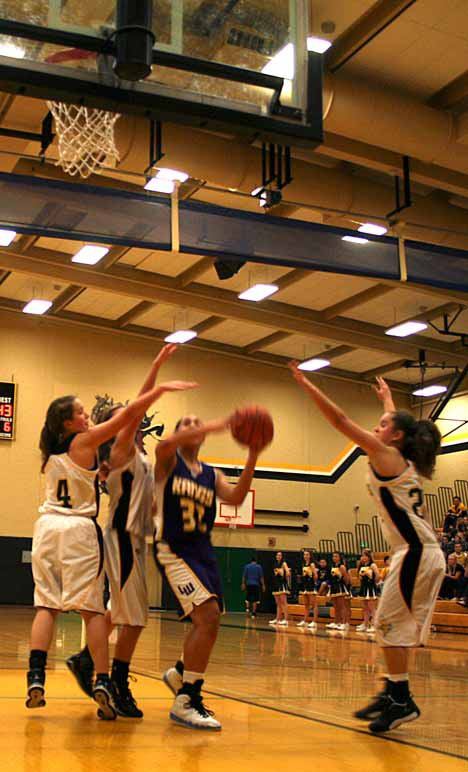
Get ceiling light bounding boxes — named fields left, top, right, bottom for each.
left=0, top=42, right=25, bottom=59
left=307, top=37, right=332, bottom=54
left=342, top=235, right=369, bottom=245
left=164, top=330, right=197, bottom=344
left=298, top=358, right=330, bottom=372
left=262, top=43, right=295, bottom=80
left=0, top=229, right=17, bottom=246
left=72, top=245, right=109, bottom=265
left=144, top=177, right=175, bottom=194
left=385, top=321, right=427, bottom=337
left=358, top=223, right=388, bottom=236
left=238, top=284, right=279, bottom=302
left=22, top=299, right=52, bottom=315
left=412, top=385, right=447, bottom=397
left=155, top=168, right=189, bottom=183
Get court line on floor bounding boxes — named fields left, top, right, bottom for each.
left=134, top=667, right=467, bottom=762
left=152, top=612, right=468, bottom=656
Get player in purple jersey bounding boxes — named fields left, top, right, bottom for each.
left=155, top=411, right=270, bottom=731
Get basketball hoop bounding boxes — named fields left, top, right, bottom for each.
left=47, top=101, right=121, bottom=178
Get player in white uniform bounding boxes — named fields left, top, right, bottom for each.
left=67, top=345, right=178, bottom=717
left=289, top=367, right=444, bottom=734
left=27, top=369, right=195, bottom=720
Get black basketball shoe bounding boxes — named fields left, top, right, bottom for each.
left=93, top=675, right=118, bottom=720
left=369, top=696, right=420, bottom=733
left=66, top=650, right=94, bottom=698
left=113, top=675, right=143, bottom=718
left=354, top=682, right=390, bottom=720
left=26, top=668, right=46, bottom=709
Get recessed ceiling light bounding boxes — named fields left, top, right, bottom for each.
left=342, top=235, right=369, bottom=244
left=144, top=177, right=175, bottom=194
left=412, top=385, right=447, bottom=397
left=164, top=330, right=197, bottom=344
left=358, top=223, right=388, bottom=236
left=72, top=245, right=109, bottom=265
left=155, top=168, right=189, bottom=183
left=0, top=229, right=17, bottom=246
left=22, top=299, right=52, bottom=315
left=298, top=358, right=330, bottom=372
left=307, top=37, right=332, bottom=54
left=0, top=42, right=25, bottom=59
left=385, top=321, right=427, bottom=337
left=238, top=284, right=279, bottom=302
left=251, top=186, right=264, bottom=197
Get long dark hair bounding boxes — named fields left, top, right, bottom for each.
left=391, top=410, right=441, bottom=479
left=39, top=395, right=75, bottom=472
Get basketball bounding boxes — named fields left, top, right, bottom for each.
left=230, top=405, right=274, bottom=450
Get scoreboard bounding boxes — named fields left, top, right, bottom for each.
left=0, top=382, right=17, bottom=440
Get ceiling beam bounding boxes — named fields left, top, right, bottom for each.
left=98, top=246, right=131, bottom=270
left=429, top=69, right=468, bottom=111
left=0, top=297, right=411, bottom=394
left=275, top=269, right=313, bottom=291
left=0, top=269, right=10, bottom=286
left=50, top=284, right=85, bottom=312
left=321, top=284, right=394, bottom=321
left=0, top=246, right=466, bottom=366
left=176, top=256, right=213, bottom=287
left=192, top=315, right=225, bottom=334
left=116, top=300, right=155, bottom=328
left=15, top=234, right=39, bottom=253
left=361, top=359, right=408, bottom=379
left=243, top=331, right=291, bottom=355
left=325, top=0, right=417, bottom=72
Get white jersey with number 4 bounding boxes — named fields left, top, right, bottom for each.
left=39, top=452, right=99, bottom=518
left=367, top=461, right=438, bottom=552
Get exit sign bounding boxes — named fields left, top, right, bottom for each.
left=0, top=382, right=17, bottom=440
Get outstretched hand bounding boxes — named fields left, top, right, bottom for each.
left=154, top=343, right=178, bottom=368
left=372, top=376, right=391, bottom=402
left=159, top=380, right=198, bottom=393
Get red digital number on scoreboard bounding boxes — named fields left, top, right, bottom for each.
left=0, top=382, right=17, bottom=441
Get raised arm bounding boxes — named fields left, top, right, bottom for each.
left=155, top=417, right=230, bottom=481
left=110, top=344, right=178, bottom=468
left=215, top=447, right=259, bottom=507
left=372, top=376, right=396, bottom=413
left=288, top=361, right=400, bottom=474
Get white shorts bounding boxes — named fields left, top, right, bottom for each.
left=375, top=545, right=445, bottom=647
left=104, top=527, right=148, bottom=627
left=32, top=514, right=105, bottom=614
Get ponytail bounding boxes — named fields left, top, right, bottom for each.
left=39, top=396, right=76, bottom=472
left=391, top=410, right=441, bottom=479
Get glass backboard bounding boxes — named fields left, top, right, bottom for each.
left=0, top=1, right=322, bottom=147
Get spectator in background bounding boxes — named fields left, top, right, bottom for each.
left=269, top=551, right=291, bottom=627
left=439, top=554, right=464, bottom=600
left=443, top=497, right=467, bottom=535
left=450, top=542, right=468, bottom=568
left=241, top=556, right=265, bottom=619
left=438, top=534, right=450, bottom=556
left=457, top=565, right=468, bottom=606
left=380, top=555, right=391, bottom=583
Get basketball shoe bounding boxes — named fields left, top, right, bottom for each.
left=369, top=695, right=420, bottom=733
left=26, top=668, right=46, bottom=709
left=170, top=680, right=221, bottom=731
left=354, top=679, right=390, bottom=720
left=113, top=674, right=143, bottom=718
left=93, top=675, right=118, bottom=720
left=66, top=649, right=94, bottom=698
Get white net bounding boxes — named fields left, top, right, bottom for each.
left=47, top=102, right=121, bottom=178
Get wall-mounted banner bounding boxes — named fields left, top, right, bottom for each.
left=0, top=382, right=17, bottom=440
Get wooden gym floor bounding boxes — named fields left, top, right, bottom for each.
left=1, top=606, right=466, bottom=772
